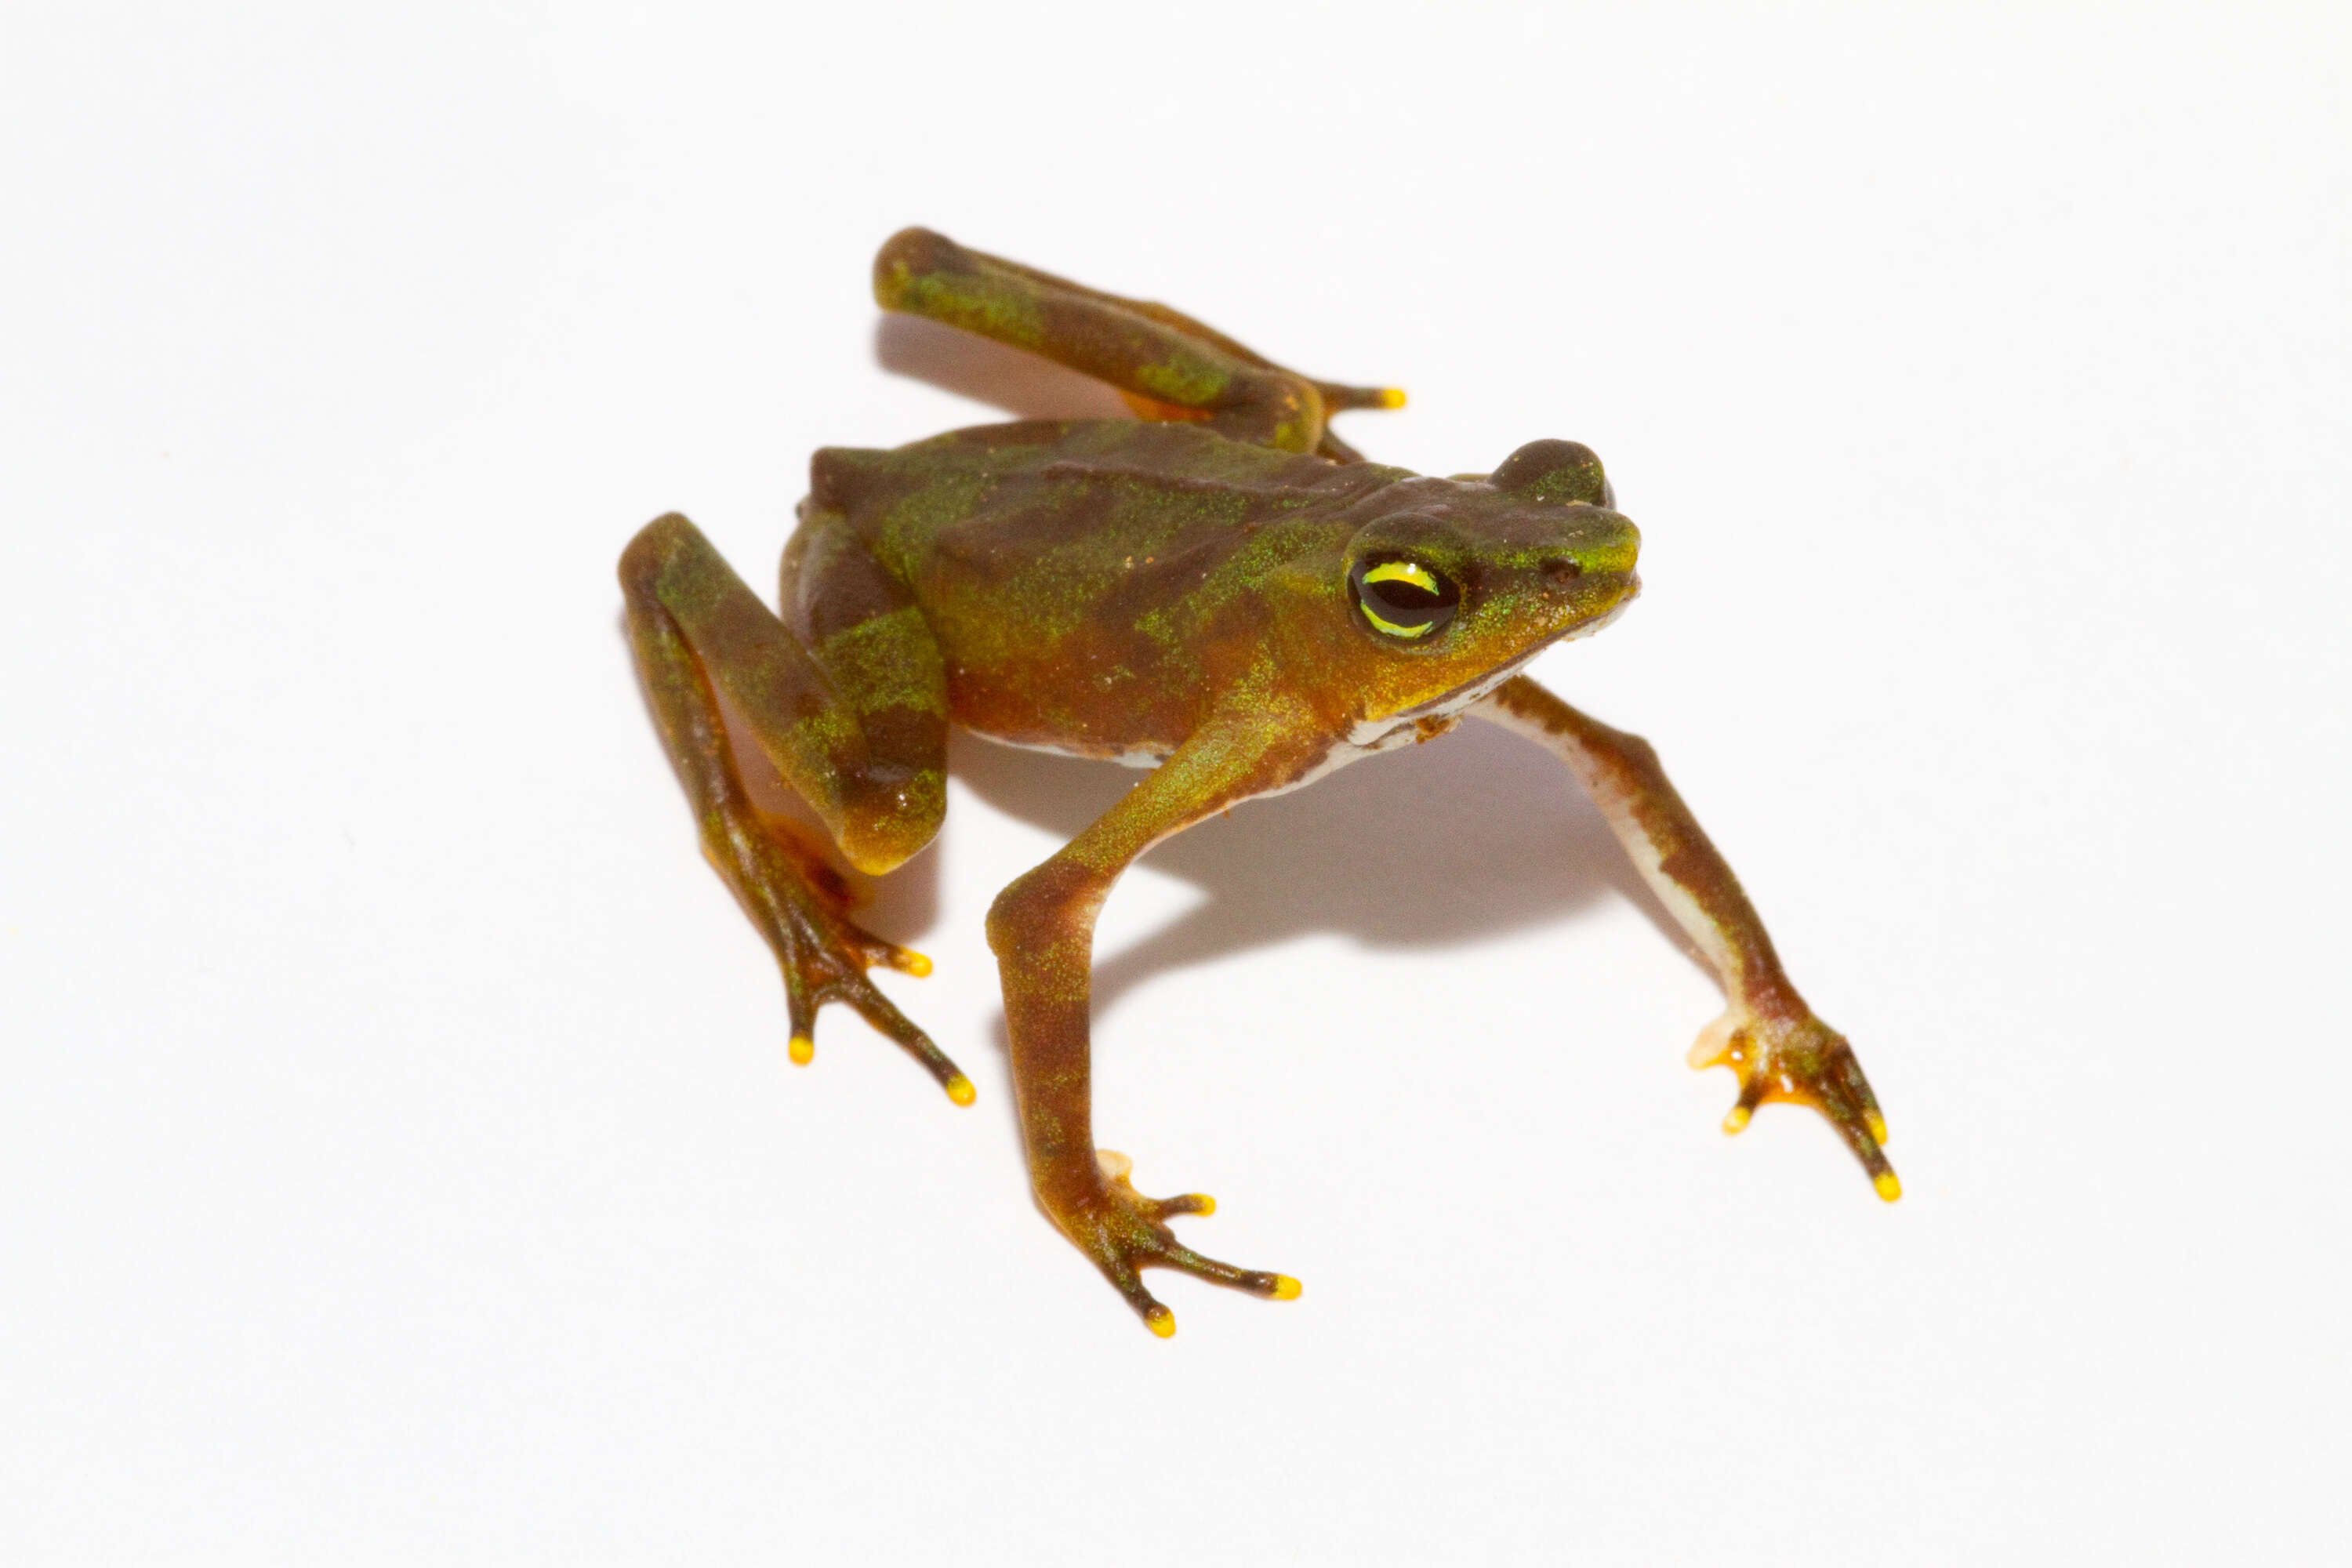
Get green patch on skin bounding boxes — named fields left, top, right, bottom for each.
left=788, top=705, right=862, bottom=772
left=1135, top=357, right=1231, bottom=407
left=887, top=266, right=1047, bottom=352
left=820, top=607, right=946, bottom=717
left=873, top=470, right=995, bottom=583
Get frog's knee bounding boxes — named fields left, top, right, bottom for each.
left=873, top=226, right=966, bottom=310
left=618, top=512, right=702, bottom=597
left=1258, top=375, right=1325, bottom=454
left=837, top=764, right=946, bottom=877
left=1200, top=368, right=1323, bottom=452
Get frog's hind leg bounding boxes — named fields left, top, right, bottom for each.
left=873, top=227, right=1403, bottom=461
left=620, top=511, right=971, bottom=1103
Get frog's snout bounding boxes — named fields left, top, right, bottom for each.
left=1586, top=510, right=1642, bottom=575
left=1552, top=564, right=1639, bottom=617
left=1540, top=509, right=1639, bottom=612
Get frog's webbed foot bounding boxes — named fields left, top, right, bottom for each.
left=705, top=808, right=972, bottom=1105
left=1691, top=1007, right=1900, bottom=1201
left=1051, top=1151, right=1301, bottom=1338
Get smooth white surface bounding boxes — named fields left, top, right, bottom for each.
left=5, top=4, right=2347, bottom=1562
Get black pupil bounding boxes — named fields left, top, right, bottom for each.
left=1352, top=559, right=1460, bottom=633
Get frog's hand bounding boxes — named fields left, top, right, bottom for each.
left=620, top=512, right=971, bottom=1105
left=873, top=227, right=1403, bottom=462
left=987, top=686, right=1330, bottom=1334
left=1470, top=675, right=1900, bottom=1200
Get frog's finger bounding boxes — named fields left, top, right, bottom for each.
left=1826, top=1108, right=1902, bottom=1203
left=1835, top=1050, right=1889, bottom=1146
left=1144, top=1192, right=1216, bottom=1221
left=835, top=978, right=975, bottom=1105
left=1721, top=1069, right=1770, bottom=1134
left=781, top=978, right=818, bottom=1066
left=1813, top=1045, right=1890, bottom=1148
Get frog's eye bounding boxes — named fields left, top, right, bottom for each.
left=1350, top=557, right=1460, bottom=641
left=1491, top=438, right=1612, bottom=507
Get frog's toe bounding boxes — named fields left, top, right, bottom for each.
left=1108, top=1269, right=1181, bottom=1338
left=1073, top=1155, right=1300, bottom=1335
left=1153, top=1240, right=1298, bottom=1301
left=1094, top=1256, right=1180, bottom=1338
left=1098, top=1244, right=1300, bottom=1338
left=1316, top=380, right=1408, bottom=412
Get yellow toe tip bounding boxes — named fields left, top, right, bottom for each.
left=1192, top=1194, right=1216, bottom=1216
left=1271, top=1275, right=1303, bottom=1301
left=1866, top=1112, right=1889, bottom=1145
left=945, top=1074, right=976, bottom=1106
left=1376, top=387, right=1408, bottom=409
left=1722, top=1105, right=1751, bottom=1134
left=1145, top=1307, right=1176, bottom=1338
left=901, top=951, right=933, bottom=978
left=787, top=1034, right=815, bottom=1066
left=1874, top=1171, right=1903, bottom=1202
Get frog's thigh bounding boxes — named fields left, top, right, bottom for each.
left=872, top=226, right=1327, bottom=455
left=619, top=513, right=941, bottom=875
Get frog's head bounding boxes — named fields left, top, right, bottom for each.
left=1341, top=439, right=1640, bottom=723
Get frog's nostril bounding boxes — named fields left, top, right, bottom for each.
left=1542, top=557, right=1584, bottom=584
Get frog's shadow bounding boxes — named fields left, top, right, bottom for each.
left=931, top=721, right=1700, bottom=1034
left=873, top=314, right=1136, bottom=420
left=706, top=670, right=1688, bottom=1020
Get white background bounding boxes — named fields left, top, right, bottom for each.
left=5, top=3, right=2347, bottom=1563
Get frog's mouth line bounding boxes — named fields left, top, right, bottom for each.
left=1387, top=571, right=1641, bottom=725
left=1546, top=571, right=1639, bottom=646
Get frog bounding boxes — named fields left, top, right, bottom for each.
left=619, top=227, right=1898, bottom=1338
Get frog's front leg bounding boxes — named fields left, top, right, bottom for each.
left=1473, top=676, right=1900, bottom=1200
left=986, top=695, right=1327, bottom=1335
left=619, top=511, right=971, bottom=1102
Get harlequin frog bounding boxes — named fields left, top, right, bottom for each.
left=620, top=228, right=1896, bottom=1337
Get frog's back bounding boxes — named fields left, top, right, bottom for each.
left=810, top=419, right=1385, bottom=561
left=807, top=419, right=1400, bottom=756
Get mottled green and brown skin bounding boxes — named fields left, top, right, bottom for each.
left=619, top=227, right=1896, bottom=1337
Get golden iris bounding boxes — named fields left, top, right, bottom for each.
left=1350, top=557, right=1459, bottom=640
